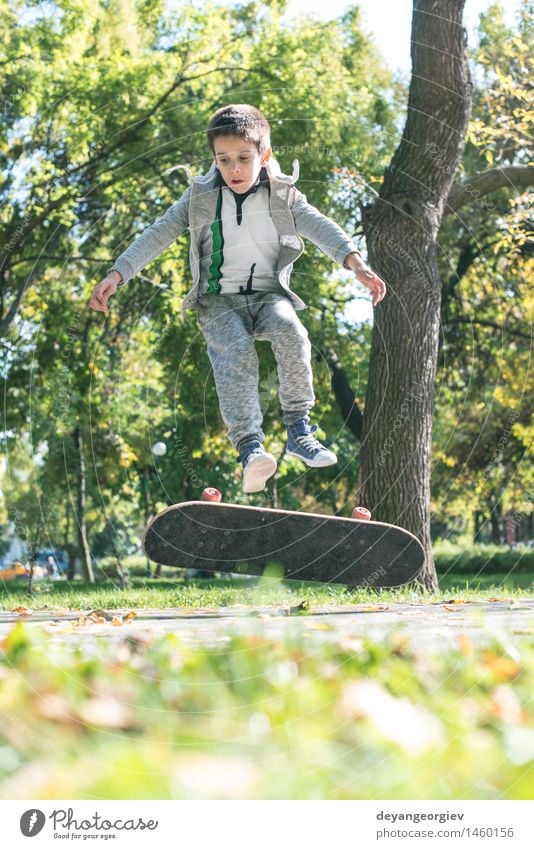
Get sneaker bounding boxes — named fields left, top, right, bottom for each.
left=238, top=440, right=277, bottom=493
left=286, top=418, right=337, bottom=467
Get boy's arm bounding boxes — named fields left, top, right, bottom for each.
left=290, top=188, right=386, bottom=305
left=290, top=188, right=361, bottom=265
left=108, top=185, right=192, bottom=285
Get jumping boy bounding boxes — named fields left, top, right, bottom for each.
left=89, top=104, right=386, bottom=493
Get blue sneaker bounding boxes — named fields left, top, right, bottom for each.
left=286, top=418, right=337, bottom=467
left=238, top=440, right=277, bottom=493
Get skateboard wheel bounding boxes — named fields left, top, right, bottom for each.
left=201, top=487, right=222, bottom=503
left=352, top=506, right=372, bottom=521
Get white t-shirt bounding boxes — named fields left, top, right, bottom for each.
left=200, top=174, right=284, bottom=295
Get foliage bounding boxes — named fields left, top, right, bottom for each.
left=433, top=1, right=533, bottom=534
left=1, top=0, right=398, bottom=561
left=433, top=541, right=534, bottom=575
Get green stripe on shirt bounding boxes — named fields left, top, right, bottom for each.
left=206, top=188, right=223, bottom=295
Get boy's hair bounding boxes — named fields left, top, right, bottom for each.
left=206, top=104, right=271, bottom=155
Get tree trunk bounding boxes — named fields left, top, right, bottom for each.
left=75, top=426, right=95, bottom=582
left=63, top=498, right=77, bottom=579
left=358, top=0, right=472, bottom=590
left=490, top=505, right=503, bottom=545
left=473, top=510, right=485, bottom=543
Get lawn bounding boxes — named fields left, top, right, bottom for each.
left=0, top=571, right=533, bottom=613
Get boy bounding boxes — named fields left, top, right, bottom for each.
left=90, top=104, right=386, bottom=493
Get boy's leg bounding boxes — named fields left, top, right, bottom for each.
left=253, top=294, right=315, bottom=425
left=253, top=294, right=337, bottom=468
left=196, top=297, right=265, bottom=450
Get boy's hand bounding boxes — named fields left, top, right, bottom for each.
left=89, top=271, right=122, bottom=315
left=344, top=253, right=387, bottom=306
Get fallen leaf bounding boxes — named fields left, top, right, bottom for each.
left=481, top=650, right=521, bottom=681
left=44, top=621, right=75, bottom=634
left=306, top=622, right=335, bottom=631
left=124, top=610, right=137, bottom=622
left=444, top=599, right=467, bottom=605
left=36, top=693, right=73, bottom=722
left=338, top=634, right=365, bottom=652
left=458, top=633, right=474, bottom=656
left=360, top=605, right=389, bottom=613
left=490, top=685, right=524, bottom=725
left=86, top=613, right=107, bottom=624
left=86, top=608, right=111, bottom=620
left=77, top=697, right=134, bottom=729
left=11, top=606, right=32, bottom=616
left=111, top=616, right=124, bottom=626
left=338, top=679, right=444, bottom=753
left=391, top=632, right=411, bottom=654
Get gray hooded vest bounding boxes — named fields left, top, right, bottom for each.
left=108, top=157, right=360, bottom=317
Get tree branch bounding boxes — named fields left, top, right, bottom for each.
left=442, top=241, right=480, bottom=304
left=323, top=348, right=363, bottom=440
left=442, top=318, right=532, bottom=340
left=445, top=165, right=534, bottom=215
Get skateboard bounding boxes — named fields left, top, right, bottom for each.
left=142, top=490, right=425, bottom=587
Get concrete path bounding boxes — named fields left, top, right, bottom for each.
left=1, top=600, right=533, bottom=650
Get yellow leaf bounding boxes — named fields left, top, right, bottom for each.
left=458, top=633, right=473, bottom=656
left=481, top=651, right=521, bottom=681
left=306, top=622, right=335, bottom=631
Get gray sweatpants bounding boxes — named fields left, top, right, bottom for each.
left=196, top=292, right=315, bottom=450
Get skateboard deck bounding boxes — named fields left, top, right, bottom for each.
left=142, top=501, right=425, bottom=587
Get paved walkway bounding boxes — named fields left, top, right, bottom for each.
left=1, top=600, right=533, bottom=650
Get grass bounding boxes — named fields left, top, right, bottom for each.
left=0, top=620, right=532, bottom=799
left=0, top=570, right=533, bottom=613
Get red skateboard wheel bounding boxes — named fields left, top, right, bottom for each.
left=352, top=506, right=371, bottom=521
left=201, top=487, right=222, bottom=503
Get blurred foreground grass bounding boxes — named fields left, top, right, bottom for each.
left=0, top=621, right=532, bottom=799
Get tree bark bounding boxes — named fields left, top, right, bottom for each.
left=75, top=426, right=95, bottom=582
left=358, top=0, right=472, bottom=590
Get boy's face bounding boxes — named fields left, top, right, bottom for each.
left=213, top=135, right=271, bottom=193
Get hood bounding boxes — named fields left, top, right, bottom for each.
left=167, top=156, right=299, bottom=187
